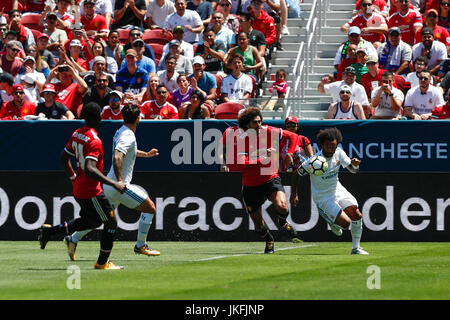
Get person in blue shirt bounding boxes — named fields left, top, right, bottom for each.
left=120, top=39, right=156, bottom=73
left=189, top=55, right=217, bottom=110
left=116, top=49, right=149, bottom=103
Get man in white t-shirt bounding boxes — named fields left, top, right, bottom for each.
left=404, top=70, right=445, bottom=119
left=221, top=54, right=253, bottom=103
left=318, top=66, right=370, bottom=117
left=163, top=0, right=204, bottom=44
left=411, top=27, right=447, bottom=75
left=297, top=127, right=367, bottom=255
left=145, top=0, right=176, bottom=29
left=371, top=71, right=404, bottom=119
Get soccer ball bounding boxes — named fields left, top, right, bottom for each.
left=306, top=155, right=329, bottom=176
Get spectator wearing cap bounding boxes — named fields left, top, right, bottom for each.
left=0, top=16, right=8, bottom=51
left=15, top=56, right=46, bottom=90
left=83, top=72, right=113, bottom=107
left=248, top=0, right=277, bottom=47
left=218, top=0, right=240, bottom=34
left=377, top=27, right=412, bottom=75
left=361, top=55, right=386, bottom=98
left=350, top=48, right=369, bottom=83
left=121, top=27, right=156, bottom=63
left=20, top=73, right=42, bottom=104
left=88, top=40, right=119, bottom=75
left=188, top=0, right=214, bottom=26
left=113, top=0, right=147, bottom=30
left=101, top=90, right=124, bottom=120
left=164, top=0, right=205, bottom=44
left=61, top=39, right=88, bottom=73
left=319, top=66, right=371, bottom=117
left=412, top=27, right=448, bottom=74
left=199, top=11, right=234, bottom=51
left=371, top=70, right=404, bottom=119
left=162, top=26, right=195, bottom=61
left=334, top=26, right=377, bottom=69
left=37, top=33, right=57, bottom=69
left=34, top=83, right=75, bottom=119
left=157, top=56, right=180, bottom=93
left=1, top=41, right=23, bottom=77
left=8, top=10, right=36, bottom=51
left=325, top=85, right=366, bottom=119
left=341, top=0, right=388, bottom=48
left=189, top=55, right=218, bottom=107
left=415, top=9, right=450, bottom=50
left=41, top=12, right=68, bottom=58
left=79, top=0, right=114, bottom=29
left=195, top=27, right=226, bottom=74
left=81, top=0, right=109, bottom=40
left=404, top=69, right=444, bottom=120
left=336, top=43, right=358, bottom=81
left=145, top=0, right=175, bottom=30
left=0, top=84, right=36, bottom=120
left=84, top=56, right=116, bottom=89
left=120, top=39, right=156, bottom=74
left=158, top=40, right=193, bottom=74
left=63, top=23, right=94, bottom=62
left=387, top=0, right=422, bottom=46
left=116, top=49, right=149, bottom=102
left=46, top=63, right=88, bottom=118
left=0, top=72, right=16, bottom=104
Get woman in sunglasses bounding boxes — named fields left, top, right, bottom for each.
left=438, top=0, right=450, bottom=31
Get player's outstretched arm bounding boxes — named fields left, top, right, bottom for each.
left=346, top=158, right=361, bottom=174
left=137, top=148, right=159, bottom=158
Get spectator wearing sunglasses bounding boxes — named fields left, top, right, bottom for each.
left=140, top=84, right=179, bottom=119
left=217, top=0, right=240, bottom=34
left=121, top=27, right=156, bottom=63
left=1, top=41, right=23, bottom=77
left=83, top=72, right=114, bottom=108
left=438, top=0, right=450, bottom=31
left=0, top=84, right=36, bottom=120
left=325, top=85, right=366, bottom=119
left=101, top=90, right=124, bottom=120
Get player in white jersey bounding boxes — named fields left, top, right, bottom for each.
left=65, top=103, right=161, bottom=260
left=298, top=127, right=368, bottom=255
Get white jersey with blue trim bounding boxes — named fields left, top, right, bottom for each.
left=309, top=147, right=352, bottom=202
left=107, top=125, right=137, bottom=185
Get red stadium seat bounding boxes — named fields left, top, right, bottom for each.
left=249, top=75, right=256, bottom=98
left=214, top=102, right=245, bottom=119
left=30, top=29, right=41, bottom=43
left=117, top=29, right=130, bottom=45
left=142, top=29, right=173, bottom=45
left=21, top=13, right=43, bottom=32
left=148, top=43, right=164, bottom=65
left=215, top=74, right=223, bottom=101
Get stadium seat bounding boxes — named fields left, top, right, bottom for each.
left=21, top=13, right=43, bottom=32
left=215, top=74, right=223, bottom=102
left=148, top=43, right=164, bottom=65
left=117, top=29, right=130, bottom=45
left=249, top=75, right=256, bottom=98
left=142, top=29, right=173, bottom=45
left=214, top=102, right=245, bottom=119
left=30, top=29, right=41, bottom=43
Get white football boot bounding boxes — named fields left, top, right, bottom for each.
left=351, top=247, right=369, bottom=255
left=330, top=223, right=343, bottom=236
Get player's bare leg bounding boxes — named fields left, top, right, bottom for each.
left=249, top=208, right=275, bottom=254
left=334, top=207, right=368, bottom=255
left=134, top=198, right=160, bottom=256
left=269, top=191, right=301, bottom=243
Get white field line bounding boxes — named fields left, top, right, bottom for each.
left=191, top=244, right=317, bottom=262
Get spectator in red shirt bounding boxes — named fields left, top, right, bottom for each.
left=336, top=43, right=358, bottom=81
left=431, top=90, right=450, bottom=118
left=101, top=90, right=124, bottom=120
left=414, top=9, right=450, bottom=49
left=0, top=84, right=36, bottom=120
left=249, top=0, right=277, bottom=46
left=140, top=84, right=179, bottom=119
left=388, top=0, right=423, bottom=46
left=81, top=0, right=109, bottom=40
left=1, top=41, right=23, bottom=77
left=61, top=39, right=89, bottom=73
left=8, top=10, right=36, bottom=51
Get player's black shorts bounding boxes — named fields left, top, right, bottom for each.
left=269, top=11, right=281, bottom=24
left=75, top=192, right=116, bottom=228
left=242, top=176, right=285, bottom=214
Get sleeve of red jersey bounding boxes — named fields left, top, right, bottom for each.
left=281, top=129, right=298, bottom=154
left=85, top=138, right=102, bottom=162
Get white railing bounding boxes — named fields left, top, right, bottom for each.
left=290, top=0, right=328, bottom=101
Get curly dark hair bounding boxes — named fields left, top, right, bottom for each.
left=317, top=127, right=343, bottom=146
left=238, top=107, right=262, bottom=130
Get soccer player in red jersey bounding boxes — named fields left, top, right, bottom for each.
left=235, top=107, right=301, bottom=254
left=38, top=103, right=127, bottom=270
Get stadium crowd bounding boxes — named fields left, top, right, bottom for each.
left=319, top=0, right=450, bottom=120
left=0, top=0, right=293, bottom=120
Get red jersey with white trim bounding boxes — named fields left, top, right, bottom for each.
left=81, top=14, right=108, bottom=33
left=101, top=106, right=123, bottom=120
left=0, top=100, right=36, bottom=120
left=64, top=126, right=104, bottom=199
left=431, top=103, right=450, bottom=119
left=54, top=82, right=83, bottom=117
left=220, top=125, right=244, bottom=172
left=388, top=9, right=423, bottom=45
left=414, top=25, right=450, bottom=46
left=140, top=100, right=179, bottom=119
left=345, top=13, right=387, bottom=43
left=237, top=125, right=297, bottom=186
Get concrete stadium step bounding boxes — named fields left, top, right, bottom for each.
left=327, top=19, right=347, bottom=27
left=299, top=102, right=331, bottom=111
left=298, top=110, right=328, bottom=119
left=325, top=11, right=353, bottom=20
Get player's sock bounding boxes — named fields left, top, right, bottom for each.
left=350, top=219, right=363, bottom=249
left=71, top=229, right=91, bottom=243
left=257, top=223, right=274, bottom=243
left=136, top=213, right=154, bottom=248
left=97, top=221, right=116, bottom=265
left=278, top=213, right=288, bottom=227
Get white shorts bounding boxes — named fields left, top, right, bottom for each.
left=103, top=183, right=148, bottom=209
left=314, top=188, right=358, bottom=225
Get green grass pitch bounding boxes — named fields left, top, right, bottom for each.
left=0, top=241, right=449, bottom=300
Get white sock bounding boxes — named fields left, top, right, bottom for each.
left=136, top=213, right=154, bottom=248
left=71, top=229, right=91, bottom=243
left=351, top=219, right=362, bottom=249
